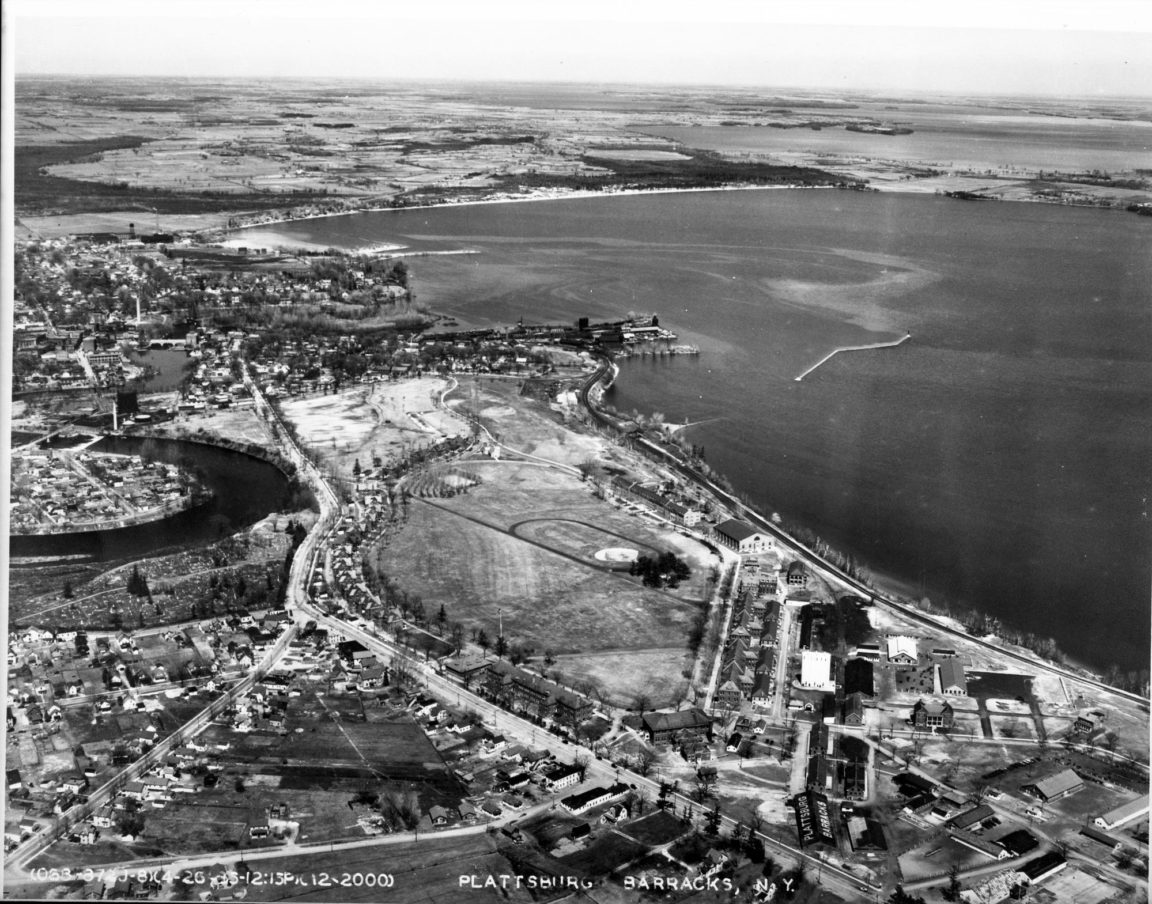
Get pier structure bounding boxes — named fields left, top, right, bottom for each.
left=794, top=333, right=911, bottom=382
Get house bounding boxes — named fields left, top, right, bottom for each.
left=669, top=502, right=703, bottom=527
left=1094, top=794, right=1150, bottom=831
left=700, top=849, right=729, bottom=877
left=785, top=561, right=809, bottom=589
left=842, top=692, right=866, bottom=726
left=886, top=635, right=918, bottom=665
left=336, top=639, right=375, bottom=666
left=481, top=800, right=503, bottom=818
left=751, top=674, right=773, bottom=707
left=910, top=699, right=954, bottom=731
left=544, top=763, right=583, bottom=791
left=600, top=803, right=629, bottom=824
left=1073, top=710, right=1106, bottom=735
left=642, top=708, right=712, bottom=746
left=841, top=759, right=867, bottom=800
left=846, top=816, right=887, bottom=854
left=443, top=656, right=490, bottom=687
left=726, top=732, right=743, bottom=753
left=429, top=805, right=452, bottom=826
left=938, top=659, right=967, bottom=696
left=948, top=827, right=1013, bottom=861
left=950, top=804, right=995, bottom=830
left=893, top=773, right=936, bottom=797
left=714, top=678, right=743, bottom=710
left=799, top=650, right=833, bottom=690
left=1023, top=768, right=1083, bottom=803
left=1017, top=851, right=1067, bottom=885
left=561, top=786, right=613, bottom=815
left=713, top=519, right=772, bottom=554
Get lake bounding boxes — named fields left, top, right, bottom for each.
left=241, top=188, right=1152, bottom=674
left=647, top=114, right=1152, bottom=174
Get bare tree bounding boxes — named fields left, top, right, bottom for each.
left=693, top=768, right=718, bottom=803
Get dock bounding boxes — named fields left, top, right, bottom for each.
left=794, top=332, right=911, bottom=382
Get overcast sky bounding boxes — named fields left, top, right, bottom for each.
left=9, top=0, right=1152, bottom=97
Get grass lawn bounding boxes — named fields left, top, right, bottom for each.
left=618, top=810, right=689, bottom=846
left=449, top=377, right=609, bottom=471
left=897, top=836, right=987, bottom=882
left=558, top=831, right=649, bottom=876
left=382, top=488, right=704, bottom=656
left=552, top=649, right=692, bottom=708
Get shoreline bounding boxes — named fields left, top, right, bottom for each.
left=596, top=357, right=1115, bottom=687
left=220, top=182, right=839, bottom=248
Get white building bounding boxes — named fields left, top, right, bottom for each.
left=886, top=635, right=918, bottom=664
left=800, top=651, right=834, bottom=691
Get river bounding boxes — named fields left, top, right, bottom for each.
left=239, top=188, right=1152, bottom=674
left=8, top=437, right=310, bottom=564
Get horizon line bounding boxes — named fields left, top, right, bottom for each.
left=13, top=73, right=1152, bottom=102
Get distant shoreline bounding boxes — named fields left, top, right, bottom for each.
left=222, top=183, right=838, bottom=250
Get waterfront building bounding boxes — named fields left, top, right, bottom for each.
left=712, top=519, right=772, bottom=554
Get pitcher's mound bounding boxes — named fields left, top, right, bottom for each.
left=594, top=547, right=639, bottom=563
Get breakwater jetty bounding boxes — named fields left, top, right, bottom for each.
left=794, top=332, right=911, bottom=382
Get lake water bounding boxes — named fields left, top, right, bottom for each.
left=241, top=189, right=1152, bottom=673
left=648, top=115, right=1152, bottom=174
left=8, top=437, right=305, bottom=563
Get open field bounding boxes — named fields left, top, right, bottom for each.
left=549, top=649, right=692, bottom=708
left=385, top=496, right=703, bottom=656
left=558, top=831, right=648, bottom=876
left=449, top=377, right=611, bottom=470
left=168, top=833, right=533, bottom=904
left=151, top=405, right=278, bottom=449
left=616, top=810, right=687, bottom=847
left=278, top=378, right=468, bottom=481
